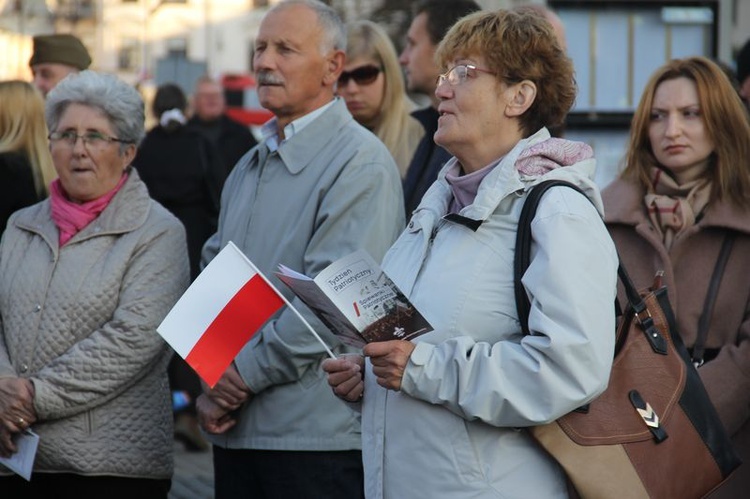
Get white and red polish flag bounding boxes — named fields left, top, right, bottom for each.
left=157, top=241, right=286, bottom=388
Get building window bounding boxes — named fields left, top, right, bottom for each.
left=55, top=0, right=95, bottom=19
left=118, top=40, right=140, bottom=70
left=166, top=37, right=188, bottom=58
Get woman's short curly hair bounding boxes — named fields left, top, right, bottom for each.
left=435, top=8, right=575, bottom=137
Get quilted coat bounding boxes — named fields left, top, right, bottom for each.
left=0, top=169, right=189, bottom=478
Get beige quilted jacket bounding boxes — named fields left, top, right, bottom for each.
left=0, top=169, right=189, bottom=478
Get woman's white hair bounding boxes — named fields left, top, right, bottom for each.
left=45, top=70, right=145, bottom=150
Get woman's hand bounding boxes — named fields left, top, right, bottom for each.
left=364, top=340, right=416, bottom=391
left=0, top=426, right=18, bottom=458
left=0, top=378, right=36, bottom=433
left=322, top=354, right=364, bottom=402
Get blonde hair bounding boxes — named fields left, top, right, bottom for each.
left=346, top=21, right=423, bottom=175
left=0, top=81, right=56, bottom=196
left=623, top=57, right=750, bottom=206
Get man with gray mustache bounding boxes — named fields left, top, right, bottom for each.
left=195, top=1, right=405, bottom=498
left=256, top=72, right=283, bottom=86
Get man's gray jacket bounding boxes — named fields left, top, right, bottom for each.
left=202, top=98, right=405, bottom=450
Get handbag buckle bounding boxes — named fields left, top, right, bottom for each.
left=634, top=308, right=652, bottom=326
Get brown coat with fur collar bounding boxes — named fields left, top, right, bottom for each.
left=603, top=177, right=750, bottom=497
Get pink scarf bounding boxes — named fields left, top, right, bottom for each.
left=515, top=137, right=594, bottom=176
left=446, top=137, right=594, bottom=211
left=50, top=174, right=129, bottom=246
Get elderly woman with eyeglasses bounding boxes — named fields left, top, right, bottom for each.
left=0, top=70, right=189, bottom=497
left=324, top=10, right=618, bottom=498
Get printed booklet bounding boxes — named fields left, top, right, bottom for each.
left=276, top=249, right=432, bottom=348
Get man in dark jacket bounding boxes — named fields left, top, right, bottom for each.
left=188, top=76, right=257, bottom=180
left=400, top=0, right=480, bottom=215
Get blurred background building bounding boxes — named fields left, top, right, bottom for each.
left=553, top=0, right=750, bottom=186
left=1, top=0, right=749, bottom=182
left=0, top=0, right=510, bottom=87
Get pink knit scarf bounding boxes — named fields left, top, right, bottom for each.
left=445, top=137, right=593, bottom=212
left=50, top=174, right=128, bottom=246
left=515, top=137, right=594, bottom=176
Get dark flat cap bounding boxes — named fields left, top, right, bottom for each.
left=29, top=34, right=92, bottom=70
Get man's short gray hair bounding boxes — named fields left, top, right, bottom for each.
left=45, top=70, right=145, bottom=149
left=271, top=0, right=346, bottom=53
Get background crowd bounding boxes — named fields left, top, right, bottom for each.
left=0, top=0, right=749, bottom=498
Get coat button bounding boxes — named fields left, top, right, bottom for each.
left=34, top=304, right=41, bottom=312
left=408, top=222, right=414, bottom=229
left=20, top=364, right=28, bottom=373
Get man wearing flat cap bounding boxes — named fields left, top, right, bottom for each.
left=29, top=33, right=92, bottom=97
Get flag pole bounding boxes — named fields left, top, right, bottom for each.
left=228, top=242, right=336, bottom=359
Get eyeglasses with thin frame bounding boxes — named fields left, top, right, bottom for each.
left=48, top=130, right=134, bottom=150
left=338, top=65, right=383, bottom=87
left=436, top=64, right=495, bottom=87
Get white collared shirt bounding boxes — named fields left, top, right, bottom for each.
left=261, top=98, right=337, bottom=152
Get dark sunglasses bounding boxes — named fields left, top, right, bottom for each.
left=338, top=65, right=382, bottom=86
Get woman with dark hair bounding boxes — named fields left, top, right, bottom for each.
left=136, top=82, right=225, bottom=452
left=137, top=82, right=224, bottom=279
left=602, top=56, right=750, bottom=498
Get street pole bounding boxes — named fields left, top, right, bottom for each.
left=204, top=0, right=212, bottom=76
left=141, top=0, right=149, bottom=81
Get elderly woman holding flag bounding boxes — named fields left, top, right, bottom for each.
left=0, top=70, right=188, bottom=497
left=325, top=9, right=617, bottom=498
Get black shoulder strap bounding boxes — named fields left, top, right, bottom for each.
left=513, top=180, right=587, bottom=335
left=692, top=232, right=736, bottom=366
left=513, top=180, right=668, bottom=355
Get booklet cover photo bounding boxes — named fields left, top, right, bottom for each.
left=276, top=249, right=432, bottom=348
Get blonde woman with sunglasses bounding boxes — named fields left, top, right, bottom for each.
left=339, top=20, right=424, bottom=176
left=0, top=81, right=55, bottom=237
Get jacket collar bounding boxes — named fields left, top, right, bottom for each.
left=14, top=169, right=152, bottom=248
left=602, top=177, right=750, bottom=234
left=416, top=128, right=602, bottom=222
left=247, top=98, right=353, bottom=175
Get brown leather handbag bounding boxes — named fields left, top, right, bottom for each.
left=514, top=180, right=741, bottom=498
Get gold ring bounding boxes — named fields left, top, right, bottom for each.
left=18, top=417, right=25, bottom=426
